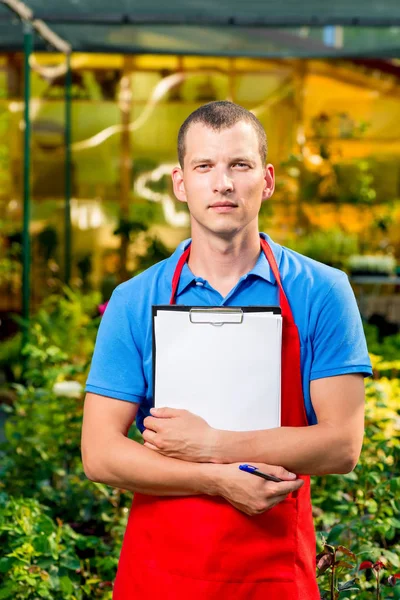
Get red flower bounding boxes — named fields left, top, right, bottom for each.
left=359, top=561, right=374, bottom=570
left=359, top=560, right=386, bottom=572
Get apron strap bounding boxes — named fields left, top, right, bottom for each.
left=260, top=238, right=294, bottom=324
left=170, top=245, right=191, bottom=305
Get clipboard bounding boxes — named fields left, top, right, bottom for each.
left=152, top=306, right=282, bottom=432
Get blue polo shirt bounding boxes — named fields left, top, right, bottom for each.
left=86, top=233, right=372, bottom=433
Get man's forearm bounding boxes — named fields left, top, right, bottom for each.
left=211, top=423, right=360, bottom=475
left=83, top=432, right=219, bottom=496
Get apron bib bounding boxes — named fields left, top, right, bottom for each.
left=113, top=238, right=319, bottom=600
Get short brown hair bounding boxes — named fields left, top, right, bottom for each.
left=177, top=101, right=267, bottom=168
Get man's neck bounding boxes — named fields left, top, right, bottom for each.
left=187, top=228, right=262, bottom=298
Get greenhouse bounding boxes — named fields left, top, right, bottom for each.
left=0, top=2, right=399, bottom=599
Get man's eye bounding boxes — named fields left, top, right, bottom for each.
left=197, top=164, right=210, bottom=170
left=234, top=163, right=249, bottom=168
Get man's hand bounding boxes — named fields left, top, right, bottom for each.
left=143, top=407, right=217, bottom=462
left=214, top=462, right=304, bottom=516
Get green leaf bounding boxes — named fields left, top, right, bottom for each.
left=0, top=583, right=15, bottom=600
left=60, top=555, right=80, bottom=571
left=390, top=518, right=400, bottom=529
left=59, top=575, right=74, bottom=595
left=326, top=525, right=345, bottom=544
left=37, top=515, right=56, bottom=535
left=338, top=578, right=359, bottom=591
left=0, top=557, right=13, bottom=573
left=33, top=535, right=51, bottom=554
left=390, top=478, right=400, bottom=493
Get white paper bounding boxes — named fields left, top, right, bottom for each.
left=153, top=308, right=281, bottom=431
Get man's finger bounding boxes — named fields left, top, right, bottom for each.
left=264, top=465, right=298, bottom=481
left=144, top=442, right=159, bottom=451
left=142, top=428, right=158, bottom=445
left=268, top=478, right=304, bottom=496
left=143, top=416, right=161, bottom=431
left=150, top=407, right=183, bottom=418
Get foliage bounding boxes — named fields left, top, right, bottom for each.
left=313, top=375, right=400, bottom=598
left=134, top=235, right=172, bottom=274
left=0, top=384, right=131, bottom=525
left=316, top=542, right=400, bottom=600
left=113, top=218, right=147, bottom=241
left=0, top=289, right=399, bottom=597
left=347, top=255, right=396, bottom=276
left=336, top=160, right=377, bottom=205
left=364, top=324, right=400, bottom=366
left=0, top=240, right=21, bottom=288
left=0, top=288, right=144, bottom=597
left=3, top=287, right=101, bottom=386
left=289, top=229, right=359, bottom=269
left=0, top=493, right=114, bottom=599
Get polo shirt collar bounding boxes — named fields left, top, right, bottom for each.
left=165, top=233, right=282, bottom=297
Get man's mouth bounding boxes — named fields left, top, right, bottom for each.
left=209, top=201, right=238, bottom=212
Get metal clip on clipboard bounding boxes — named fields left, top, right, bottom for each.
left=189, top=308, right=244, bottom=326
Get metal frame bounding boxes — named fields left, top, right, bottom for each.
left=0, top=0, right=72, bottom=346
left=1, top=10, right=399, bottom=27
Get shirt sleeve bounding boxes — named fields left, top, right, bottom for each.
left=310, top=273, right=372, bottom=380
left=85, top=288, right=146, bottom=402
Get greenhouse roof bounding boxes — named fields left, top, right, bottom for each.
left=0, top=0, right=400, bottom=57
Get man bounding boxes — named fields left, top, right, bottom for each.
left=82, top=101, right=372, bottom=599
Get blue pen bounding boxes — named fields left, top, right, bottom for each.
left=239, top=464, right=283, bottom=483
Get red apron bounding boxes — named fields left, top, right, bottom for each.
left=113, top=238, right=319, bottom=600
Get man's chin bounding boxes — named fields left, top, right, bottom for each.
left=204, top=224, right=243, bottom=239
left=190, top=214, right=252, bottom=239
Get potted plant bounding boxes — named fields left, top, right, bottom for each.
left=347, top=254, right=396, bottom=277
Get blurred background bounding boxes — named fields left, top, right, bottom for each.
left=1, top=6, right=400, bottom=333
left=0, top=3, right=399, bottom=599
left=2, top=53, right=400, bottom=311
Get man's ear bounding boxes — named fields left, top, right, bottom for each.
left=172, top=167, right=187, bottom=203
left=262, top=164, right=275, bottom=202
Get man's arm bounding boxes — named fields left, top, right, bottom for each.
left=81, top=392, right=213, bottom=496
left=81, top=392, right=303, bottom=513
left=210, top=374, right=365, bottom=475
left=143, top=374, right=365, bottom=476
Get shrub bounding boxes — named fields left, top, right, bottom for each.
left=0, top=493, right=116, bottom=599
left=313, top=376, right=400, bottom=598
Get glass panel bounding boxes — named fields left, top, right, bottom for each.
left=1, top=51, right=400, bottom=321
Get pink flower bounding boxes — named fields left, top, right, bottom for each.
left=98, top=301, right=109, bottom=316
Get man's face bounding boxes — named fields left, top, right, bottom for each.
left=172, top=121, right=275, bottom=238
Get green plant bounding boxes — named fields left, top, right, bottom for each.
left=347, top=255, right=396, bottom=276
left=3, top=287, right=101, bottom=386
left=317, top=542, right=359, bottom=599
left=0, top=493, right=115, bottom=599
left=313, top=375, right=400, bottom=598
left=0, top=239, right=22, bottom=288
left=1, top=290, right=399, bottom=597
left=289, top=229, right=359, bottom=268
left=0, top=383, right=138, bottom=529
left=134, top=235, right=172, bottom=274
left=317, top=543, right=400, bottom=599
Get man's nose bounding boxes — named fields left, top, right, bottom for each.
left=213, top=170, right=234, bottom=194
